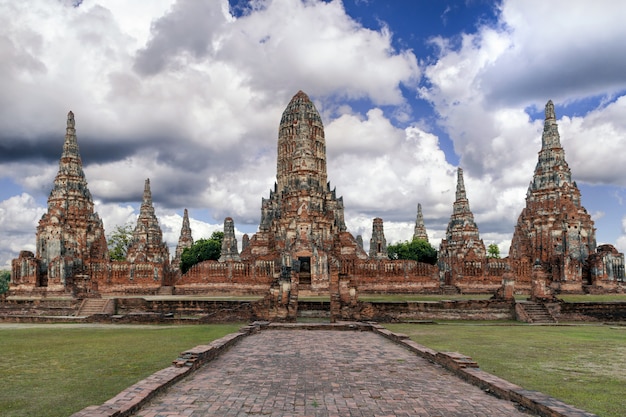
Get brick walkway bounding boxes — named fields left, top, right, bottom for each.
left=132, top=329, right=534, bottom=417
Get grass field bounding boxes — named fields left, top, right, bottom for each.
left=0, top=323, right=242, bottom=417
left=386, top=322, right=626, bottom=417
left=1, top=321, right=625, bottom=417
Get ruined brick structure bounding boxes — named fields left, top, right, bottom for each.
left=413, top=203, right=429, bottom=242
left=9, top=96, right=624, bottom=303
left=10, top=113, right=172, bottom=296
left=509, top=101, right=625, bottom=293
left=438, top=168, right=505, bottom=293
left=369, top=218, right=387, bottom=260
left=172, top=208, right=193, bottom=271
left=11, top=112, right=108, bottom=296
left=126, top=179, right=170, bottom=265
left=219, top=217, right=241, bottom=262
left=239, top=91, right=368, bottom=294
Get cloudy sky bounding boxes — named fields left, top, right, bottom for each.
left=1, top=0, right=626, bottom=269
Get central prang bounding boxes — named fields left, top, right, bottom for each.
left=240, top=91, right=367, bottom=292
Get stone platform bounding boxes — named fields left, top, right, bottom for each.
left=71, top=323, right=597, bottom=417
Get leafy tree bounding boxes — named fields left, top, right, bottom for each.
left=387, top=238, right=438, bottom=265
left=0, top=270, right=10, bottom=295
left=487, top=243, right=501, bottom=259
left=107, top=223, right=134, bottom=261
left=180, top=231, right=224, bottom=274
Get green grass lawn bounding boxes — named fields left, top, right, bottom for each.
left=386, top=322, right=626, bottom=417
left=0, top=323, right=241, bottom=417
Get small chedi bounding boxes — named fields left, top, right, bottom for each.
left=9, top=94, right=625, bottom=303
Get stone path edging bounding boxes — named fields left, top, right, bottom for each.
left=368, top=323, right=597, bottom=417
left=70, top=321, right=597, bottom=417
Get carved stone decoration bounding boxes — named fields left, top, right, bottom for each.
left=438, top=168, right=486, bottom=286
left=172, top=208, right=193, bottom=270
left=219, top=217, right=240, bottom=262
left=369, top=218, right=387, bottom=260
left=126, top=179, right=170, bottom=264
left=11, top=111, right=108, bottom=294
left=412, top=203, right=429, bottom=242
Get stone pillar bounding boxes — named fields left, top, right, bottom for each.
left=531, top=262, right=553, bottom=301
left=502, top=272, right=515, bottom=300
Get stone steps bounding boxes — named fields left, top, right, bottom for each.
left=441, top=285, right=460, bottom=295
left=157, top=286, right=174, bottom=295
left=520, top=302, right=557, bottom=324
left=76, top=298, right=110, bottom=317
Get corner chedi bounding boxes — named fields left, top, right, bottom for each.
left=11, top=112, right=108, bottom=296
left=509, top=100, right=625, bottom=293
left=126, top=179, right=170, bottom=265
left=438, top=168, right=503, bottom=293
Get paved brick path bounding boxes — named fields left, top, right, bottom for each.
left=132, top=329, right=534, bottom=417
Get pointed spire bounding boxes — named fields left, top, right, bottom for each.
left=533, top=100, right=571, bottom=191
left=52, top=110, right=88, bottom=197
left=35, top=111, right=108, bottom=273
left=142, top=178, right=152, bottom=206
left=443, top=166, right=482, bottom=245
left=173, top=208, right=193, bottom=270
left=452, top=168, right=472, bottom=216
left=126, top=179, right=169, bottom=264
left=413, top=203, right=429, bottom=242
left=455, top=167, right=466, bottom=201
left=276, top=90, right=327, bottom=192
left=542, top=99, right=562, bottom=150
left=62, top=111, right=80, bottom=159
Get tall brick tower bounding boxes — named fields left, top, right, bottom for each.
left=126, top=179, right=170, bottom=264
left=509, top=100, right=598, bottom=291
left=438, top=168, right=486, bottom=286
left=12, top=111, right=108, bottom=293
left=242, top=91, right=366, bottom=290
left=412, top=203, right=429, bottom=242
left=172, top=208, right=193, bottom=271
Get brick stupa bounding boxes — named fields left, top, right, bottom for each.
left=438, top=168, right=486, bottom=286
left=509, top=100, right=624, bottom=291
left=11, top=112, right=108, bottom=293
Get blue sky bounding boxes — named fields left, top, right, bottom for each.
left=1, top=0, right=625, bottom=269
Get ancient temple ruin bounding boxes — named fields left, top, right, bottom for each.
left=238, top=91, right=368, bottom=293
left=8, top=95, right=624, bottom=302
left=413, top=203, right=429, bottom=242
left=11, top=112, right=108, bottom=296
left=509, top=101, right=624, bottom=293
left=438, top=168, right=504, bottom=293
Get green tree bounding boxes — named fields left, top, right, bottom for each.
left=180, top=231, right=224, bottom=274
left=107, top=223, right=134, bottom=261
left=487, top=243, right=501, bottom=258
left=387, top=238, right=438, bottom=265
left=0, top=270, right=10, bottom=295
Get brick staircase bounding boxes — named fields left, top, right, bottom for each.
left=76, top=298, right=112, bottom=317
left=157, top=286, right=174, bottom=295
left=518, top=301, right=557, bottom=324
left=441, top=285, right=460, bottom=295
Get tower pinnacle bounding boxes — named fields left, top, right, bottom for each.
left=413, top=203, right=429, bottom=242
left=276, top=90, right=327, bottom=192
